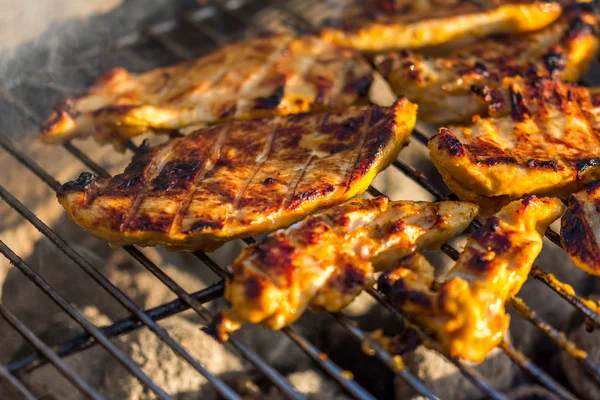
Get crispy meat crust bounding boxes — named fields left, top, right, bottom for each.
left=212, top=197, right=478, bottom=340
left=429, top=77, right=600, bottom=215
left=375, top=3, right=599, bottom=124
left=561, top=181, right=600, bottom=275
left=321, top=0, right=562, bottom=52
left=379, top=196, right=564, bottom=362
left=57, top=100, right=417, bottom=251
left=40, top=34, right=375, bottom=148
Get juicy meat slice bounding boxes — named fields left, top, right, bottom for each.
left=375, top=3, right=599, bottom=124
left=561, top=181, right=600, bottom=276
left=57, top=99, right=417, bottom=251
left=213, top=196, right=479, bottom=340
left=40, top=34, right=375, bottom=148
left=429, top=77, right=600, bottom=215
left=321, top=0, right=562, bottom=52
left=379, top=196, right=564, bottom=362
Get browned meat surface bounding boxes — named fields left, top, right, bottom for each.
left=40, top=34, right=375, bottom=148
left=322, top=0, right=562, bottom=52
left=429, top=77, right=600, bottom=215
left=375, top=3, right=599, bottom=123
left=562, top=181, right=600, bottom=276
left=58, top=100, right=417, bottom=251
left=379, top=196, right=565, bottom=361
left=212, top=196, right=479, bottom=340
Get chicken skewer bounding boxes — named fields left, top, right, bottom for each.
left=561, top=181, right=600, bottom=276
left=375, top=2, right=599, bottom=124
left=40, top=34, right=377, bottom=149
left=321, top=0, right=562, bottom=52
left=429, top=77, right=600, bottom=215
left=378, top=196, right=565, bottom=362
left=58, top=100, right=417, bottom=251
left=212, top=197, right=479, bottom=341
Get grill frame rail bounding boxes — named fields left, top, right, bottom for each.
left=0, top=1, right=599, bottom=399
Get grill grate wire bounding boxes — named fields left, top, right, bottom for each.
left=0, top=239, right=172, bottom=400
left=0, top=16, right=422, bottom=400
left=0, top=126, right=398, bottom=400
left=0, top=1, right=599, bottom=399
left=0, top=364, right=36, bottom=400
left=0, top=65, right=393, bottom=400
left=0, top=304, right=103, bottom=400
left=221, top=0, right=598, bottom=395
left=0, top=182, right=240, bottom=400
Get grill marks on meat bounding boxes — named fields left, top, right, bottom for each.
left=561, top=182, right=600, bottom=276
left=321, top=0, right=562, bottom=52
left=57, top=100, right=417, bottom=251
left=374, top=4, right=599, bottom=124
left=429, top=78, right=600, bottom=215
left=379, top=196, right=564, bottom=362
left=212, top=197, right=479, bottom=340
left=40, top=34, right=375, bottom=148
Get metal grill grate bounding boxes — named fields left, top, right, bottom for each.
left=0, top=1, right=599, bottom=399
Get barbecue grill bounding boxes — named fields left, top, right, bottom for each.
left=1, top=1, right=600, bottom=399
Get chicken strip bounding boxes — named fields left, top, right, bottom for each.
left=321, top=0, right=562, bottom=52
left=40, top=34, right=376, bottom=148
left=212, top=196, right=479, bottom=340
left=429, top=77, right=600, bottom=215
left=375, top=2, right=599, bottom=124
left=57, top=99, right=417, bottom=251
left=562, top=181, right=600, bottom=275
left=379, top=196, right=564, bottom=362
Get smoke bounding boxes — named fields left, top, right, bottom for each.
left=0, top=0, right=196, bottom=88
left=0, top=0, right=122, bottom=49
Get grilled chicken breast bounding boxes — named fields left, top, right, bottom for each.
left=379, top=196, right=564, bottom=362
left=321, top=0, right=562, bottom=52
left=57, top=100, right=417, bottom=251
left=40, top=34, right=376, bottom=148
left=212, top=197, right=479, bottom=340
left=562, top=181, right=600, bottom=275
left=375, top=3, right=599, bottom=124
left=429, top=77, right=600, bottom=215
